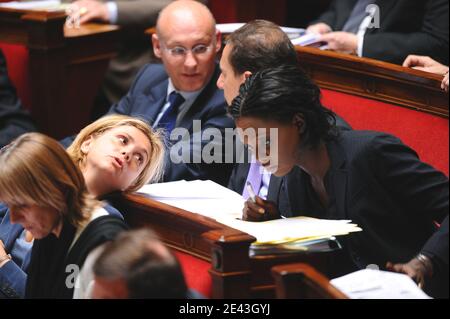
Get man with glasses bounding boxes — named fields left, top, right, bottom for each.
left=107, top=0, right=234, bottom=185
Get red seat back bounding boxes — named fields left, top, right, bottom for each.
left=322, top=89, right=449, bottom=176
left=0, top=43, right=31, bottom=109
left=173, top=250, right=212, bottom=298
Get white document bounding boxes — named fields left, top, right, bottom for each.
left=217, top=23, right=305, bottom=39
left=0, top=0, right=65, bottom=10
left=138, top=180, right=244, bottom=220
left=138, top=180, right=361, bottom=243
left=224, top=216, right=362, bottom=244
left=331, top=269, right=432, bottom=299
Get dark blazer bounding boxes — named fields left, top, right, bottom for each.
left=108, top=63, right=235, bottom=186
left=228, top=114, right=352, bottom=216
left=313, top=0, right=449, bottom=65
left=286, top=130, right=449, bottom=297
left=0, top=50, right=36, bottom=148
left=0, top=204, right=123, bottom=299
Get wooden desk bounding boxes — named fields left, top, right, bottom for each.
left=296, top=46, right=449, bottom=118
left=112, top=193, right=337, bottom=299
left=0, top=8, right=119, bottom=139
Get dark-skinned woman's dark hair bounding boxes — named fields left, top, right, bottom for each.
left=228, top=64, right=337, bottom=150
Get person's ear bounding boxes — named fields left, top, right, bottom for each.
left=80, top=135, right=94, bottom=155
left=215, top=29, right=222, bottom=53
left=152, top=33, right=162, bottom=59
left=243, top=71, right=252, bottom=81
left=292, top=114, right=306, bottom=134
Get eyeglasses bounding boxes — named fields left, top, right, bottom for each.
left=162, top=43, right=214, bottom=59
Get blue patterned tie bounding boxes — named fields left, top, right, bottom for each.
left=157, top=91, right=185, bottom=133
left=342, top=0, right=375, bottom=34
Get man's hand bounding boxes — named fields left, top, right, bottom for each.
left=242, top=196, right=280, bottom=222
left=386, top=255, right=433, bottom=290
left=403, top=55, right=449, bottom=75
left=306, top=23, right=332, bottom=35
left=442, top=72, right=449, bottom=93
left=320, top=32, right=358, bottom=54
left=70, top=0, right=110, bottom=25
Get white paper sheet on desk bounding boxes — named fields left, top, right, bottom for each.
left=222, top=216, right=362, bottom=244
left=137, top=180, right=361, bottom=243
left=331, top=269, right=432, bottom=299
left=0, top=0, right=65, bottom=11
left=137, top=180, right=244, bottom=220
left=217, top=23, right=305, bottom=39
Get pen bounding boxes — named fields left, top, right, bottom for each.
left=246, top=181, right=257, bottom=203
left=246, top=182, right=265, bottom=215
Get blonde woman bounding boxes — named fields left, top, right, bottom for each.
left=0, top=115, right=165, bottom=298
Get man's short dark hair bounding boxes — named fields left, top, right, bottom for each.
left=93, top=228, right=188, bottom=299
left=229, top=64, right=337, bottom=150
left=226, top=20, right=298, bottom=75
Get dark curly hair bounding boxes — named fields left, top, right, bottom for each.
left=229, top=64, right=337, bottom=150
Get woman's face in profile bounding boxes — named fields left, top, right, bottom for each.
left=9, top=205, right=62, bottom=239
left=81, top=126, right=152, bottom=194
left=235, top=116, right=301, bottom=177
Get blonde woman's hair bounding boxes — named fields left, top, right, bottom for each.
left=67, top=115, right=165, bottom=192
left=0, top=133, right=100, bottom=228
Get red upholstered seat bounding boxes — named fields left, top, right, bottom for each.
left=0, top=43, right=31, bottom=109
left=173, top=250, right=212, bottom=298
left=322, top=89, right=449, bottom=177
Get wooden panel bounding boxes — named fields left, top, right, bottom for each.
left=112, top=193, right=337, bottom=299
left=272, top=263, right=348, bottom=299
left=208, top=0, right=287, bottom=25
left=296, top=46, right=449, bottom=118
left=0, top=8, right=119, bottom=139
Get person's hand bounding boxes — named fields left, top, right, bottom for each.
left=320, top=32, right=358, bottom=54
left=242, top=196, right=280, bottom=222
left=0, top=240, right=6, bottom=257
left=442, top=72, right=449, bottom=93
left=386, top=255, right=433, bottom=290
left=70, top=0, right=110, bottom=25
left=403, top=55, right=449, bottom=75
left=0, top=240, right=10, bottom=268
left=306, top=23, right=332, bottom=35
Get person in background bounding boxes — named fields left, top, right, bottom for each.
left=66, top=0, right=173, bottom=119
left=307, top=0, right=449, bottom=65
left=77, top=228, right=188, bottom=299
left=0, top=50, right=36, bottom=149
left=106, top=0, right=234, bottom=186
left=228, top=64, right=448, bottom=298
left=403, top=55, right=449, bottom=93
left=0, top=115, right=165, bottom=298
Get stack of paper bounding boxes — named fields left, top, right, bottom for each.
left=0, top=0, right=67, bottom=11
left=138, top=180, right=244, bottom=220
left=331, top=269, right=432, bottom=299
left=224, top=216, right=362, bottom=245
left=138, top=180, right=362, bottom=245
left=216, top=23, right=305, bottom=39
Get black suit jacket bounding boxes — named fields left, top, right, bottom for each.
left=0, top=50, right=36, bottom=148
left=286, top=130, right=449, bottom=297
left=108, top=63, right=235, bottom=186
left=228, top=114, right=352, bottom=216
left=313, top=0, right=449, bottom=65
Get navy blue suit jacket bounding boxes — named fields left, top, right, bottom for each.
left=107, top=63, right=235, bottom=186
left=313, top=0, right=449, bottom=65
left=285, top=130, right=449, bottom=297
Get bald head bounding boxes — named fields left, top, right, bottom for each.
left=156, top=0, right=216, bottom=40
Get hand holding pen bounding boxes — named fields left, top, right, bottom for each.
left=242, top=182, right=281, bottom=222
